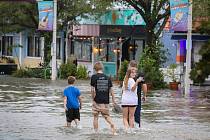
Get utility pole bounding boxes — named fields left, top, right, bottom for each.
left=51, top=0, right=57, bottom=80
left=65, top=22, right=70, bottom=63
left=185, top=0, right=193, bottom=94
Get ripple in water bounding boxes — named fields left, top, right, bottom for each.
left=0, top=76, right=210, bottom=140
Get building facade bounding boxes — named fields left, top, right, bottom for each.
left=0, top=31, right=64, bottom=68
left=68, top=9, right=146, bottom=77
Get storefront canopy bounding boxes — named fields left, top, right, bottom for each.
left=73, top=24, right=146, bottom=38
left=100, top=25, right=146, bottom=38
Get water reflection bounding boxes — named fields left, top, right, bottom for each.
left=0, top=76, right=210, bottom=140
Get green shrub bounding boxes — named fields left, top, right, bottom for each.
left=13, top=68, right=46, bottom=78
left=44, top=68, right=51, bottom=79
left=76, top=65, right=88, bottom=79
left=190, top=40, right=210, bottom=84
left=138, top=47, right=167, bottom=89
left=190, top=62, right=210, bottom=84
left=118, top=60, right=129, bottom=81
left=167, top=64, right=178, bottom=82
left=28, top=68, right=45, bottom=78
left=13, top=68, right=30, bottom=77
left=59, top=62, right=77, bottom=79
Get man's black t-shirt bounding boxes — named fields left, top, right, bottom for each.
left=90, top=73, right=113, bottom=104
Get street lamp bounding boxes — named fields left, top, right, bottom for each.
left=113, top=48, right=120, bottom=79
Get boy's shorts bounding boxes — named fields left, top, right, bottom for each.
left=92, top=102, right=110, bottom=117
left=65, top=108, right=80, bottom=123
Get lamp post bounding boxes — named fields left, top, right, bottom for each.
left=184, top=0, right=193, bottom=94
left=51, top=0, right=57, bottom=80
left=114, top=48, right=120, bottom=79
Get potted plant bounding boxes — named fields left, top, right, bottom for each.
left=167, top=63, right=179, bottom=90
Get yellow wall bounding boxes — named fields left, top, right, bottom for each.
left=12, top=57, right=43, bottom=68
left=23, top=57, right=43, bottom=68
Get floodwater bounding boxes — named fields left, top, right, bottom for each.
left=0, top=76, right=210, bottom=140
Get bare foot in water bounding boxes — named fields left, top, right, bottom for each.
left=111, top=125, right=118, bottom=135
left=65, top=122, right=71, bottom=127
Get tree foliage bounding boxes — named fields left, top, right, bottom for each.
left=189, top=0, right=210, bottom=84
left=58, top=0, right=112, bottom=28
left=120, top=0, right=170, bottom=47
left=0, top=0, right=112, bottom=63
left=0, top=0, right=112, bottom=34
left=122, top=0, right=208, bottom=44
left=0, top=3, right=113, bottom=39
left=193, top=0, right=210, bottom=18
left=118, top=0, right=169, bottom=88
left=0, top=2, right=38, bottom=34
left=138, top=42, right=167, bottom=88
left=190, top=40, right=210, bottom=84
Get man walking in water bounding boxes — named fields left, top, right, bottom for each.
left=90, top=62, right=117, bottom=135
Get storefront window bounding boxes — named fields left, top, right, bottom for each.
left=56, top=38, right=61, bottom=59
left=74, top=39, right=91, bottom=61
left=127, top=39, right=143, bottom=61
left=133, top=40, right=143, bottom=61
left=2, top=36, right=13, bottom=56
left=27, top=36, right=41, bottom=57
left=97, top=39, right=116, bottom=62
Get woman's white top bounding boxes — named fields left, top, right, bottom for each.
left=121, top=78, right=138, bottom=105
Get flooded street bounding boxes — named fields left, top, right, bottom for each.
left=0, top=76, right=210, bottom=140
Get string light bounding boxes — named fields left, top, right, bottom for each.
left=73, top=37, right=127, bottom=47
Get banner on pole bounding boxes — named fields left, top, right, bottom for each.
left=38, top=1, right=53, bottom=31
left=170, top=0, right=189, bottom=31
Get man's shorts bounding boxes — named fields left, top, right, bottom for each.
left=92, top=102, right=110, bottom=117
left=65, top=108, right=80, bottom=123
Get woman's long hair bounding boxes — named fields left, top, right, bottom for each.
left=123, top=68, right=132, bottom=90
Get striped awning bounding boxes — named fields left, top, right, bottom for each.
left=73, top=24, right=99, bottom=37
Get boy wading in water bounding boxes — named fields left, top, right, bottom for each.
left=64, top=76, right=82, bottom=128
left=90, top=62, right=117, bottom=135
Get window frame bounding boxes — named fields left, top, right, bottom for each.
left=2, top=36, right=13, bottom=56
left=27, top=36, right=41, bottom=58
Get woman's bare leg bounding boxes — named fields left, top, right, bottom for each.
left=128, top=107, right=136, bottom=128
left=122, top=107, right=129, bottom=132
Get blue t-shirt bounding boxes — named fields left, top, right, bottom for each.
left=64, top=86, right=81, bottom=109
